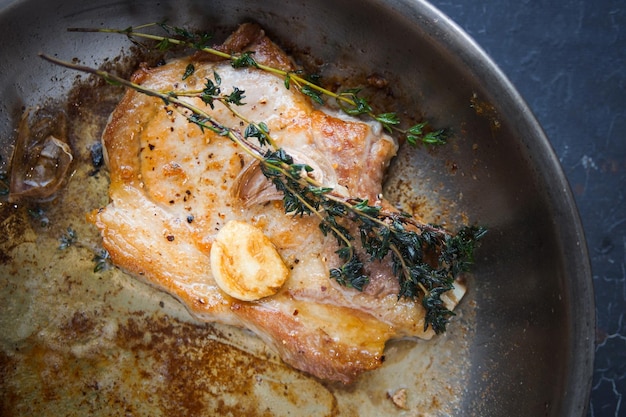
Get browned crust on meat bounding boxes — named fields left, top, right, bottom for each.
left=232, top=301, right=393, bottom=384
left=194, top=23, right=295, bottom=71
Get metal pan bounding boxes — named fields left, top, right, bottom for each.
left=0, top=0, right=594, bottom=415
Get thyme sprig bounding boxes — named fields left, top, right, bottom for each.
left=56, top=225, right=113, bottom=272
left=40, top=50, right=484, bottom=333
left=67, top=23, right=448, bottom=146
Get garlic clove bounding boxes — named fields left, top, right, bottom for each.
left=210, top=220, right=289, bottom=301
left=233, top=146, right=348, bottom=207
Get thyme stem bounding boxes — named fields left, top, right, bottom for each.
left=67, top=23, right=448, bottom=145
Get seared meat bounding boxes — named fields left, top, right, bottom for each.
left=89, top=24, right=465, bottom=383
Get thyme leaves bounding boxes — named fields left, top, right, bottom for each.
left=93, top=248, right=113, bottom=272
left=182, top=63, right=195, bottom=80
left=406, top=122, right=448, bottom=146
left=58, top=227, right=78, bottom=250
left=230, top=51, right=259, bottom=69
left=57, top=226, right=113, bottom=272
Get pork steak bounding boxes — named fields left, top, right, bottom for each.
left=89, top=24, right=465, bottom=383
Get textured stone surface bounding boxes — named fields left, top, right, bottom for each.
left=428, top=1, right=625, bottom=416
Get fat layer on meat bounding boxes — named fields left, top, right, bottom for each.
left=89, top=24, right=465, bottom=383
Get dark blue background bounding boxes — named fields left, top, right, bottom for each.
left=429, top=1, right=625, bottom=416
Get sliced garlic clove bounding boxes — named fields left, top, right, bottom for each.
left=9, top=109, right=73, bottom=202
left=232, top=159, right=283, bottom=207
left=210, top=220, right=289, bottom=301
left=233, top=146, right=349, bottom=207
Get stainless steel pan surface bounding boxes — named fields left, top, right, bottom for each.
left=0, top=0, right=595, bottom=416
